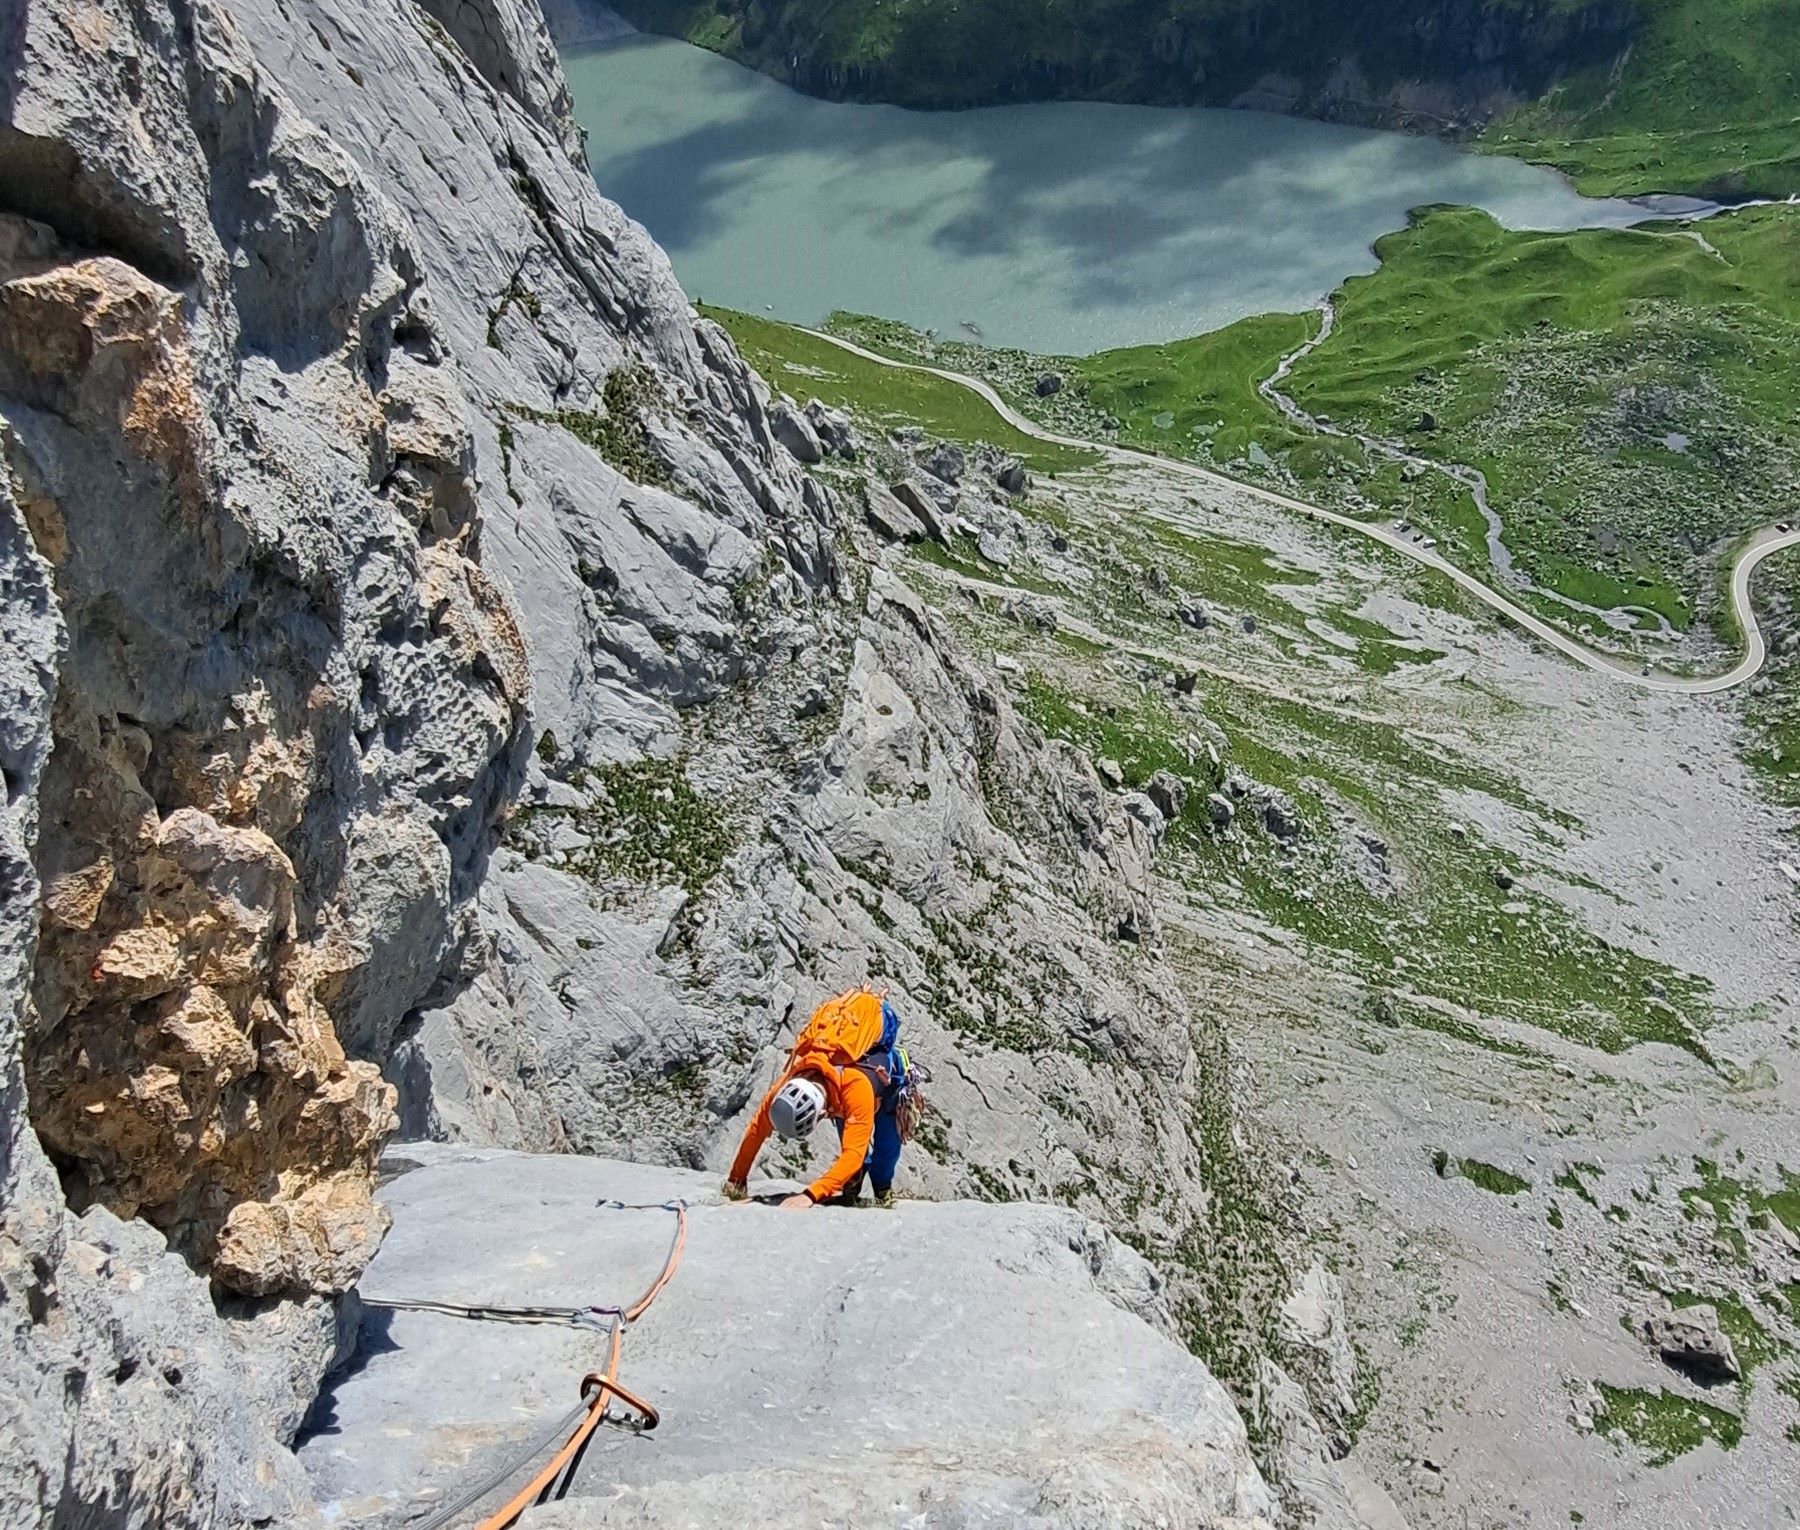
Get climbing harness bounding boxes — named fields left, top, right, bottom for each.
left=379, top=1197, right=688, bottom=1530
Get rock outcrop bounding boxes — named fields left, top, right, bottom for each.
left=301, top=1147, right=1280, bottom=1530
left=2, top=379, right=322, bottom=1527
left=4, top=0, right=547, bottom=1302
left=1641, top=1301, right=1742, bottom=1383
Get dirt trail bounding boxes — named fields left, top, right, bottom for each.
left=806, top=328, right=1799, bottom=695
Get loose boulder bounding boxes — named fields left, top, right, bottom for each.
left=1036, top=372, right=1064, bottom=397
left=770, top=398, right=823, bottom=464
left=1345, top=826, right=1396, bottom=899
left=863, top=482, right=925, bottom=544
left=976, top=524, right=1014, bottom=567
left=1643, top=1303, right=1741, bottom=1382
left=889, top=480, right=949, bottom=543
left=921, top=440, right=966, bottom=485
left=804, top=398, right=858, bottom=458
left=1252, top=785, right=1302, bottom=842
left=995, top=457, right=1029, bottom=495
left=1146, top=770, right=1189, bottom=823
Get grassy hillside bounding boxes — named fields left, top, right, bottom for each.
left=709, top=306, right=1097, bottom=474
left=1482, top=0, right=1800, bottom=197
left=1285, top=204, right=1800, bottom=630
left=708, top=301, right=1722, bottom=1056
left=816, top=200, right=1800, bottom=793
left=826, top=201, right=1800, bottom=651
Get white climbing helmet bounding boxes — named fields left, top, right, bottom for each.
left=769, top=1076, right=826, bottom=1140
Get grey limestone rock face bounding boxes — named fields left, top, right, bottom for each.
left=393, top=519, right=1372, bottom=1510
left=1, top=0, right=842, bottom=1516
left=401, top=559, right=1354, bottom=1524
left=415, top=565, right=1195, bottom=1206
left=1, top=459, right=319, bottom=1528
left=300, top=1148, right=1280, bottom=1530
left=3, top=0, right=557, bottom=1306
left=1, top=0, right=1342, bottom=1522
left=417, top=0, right=583, bottom=153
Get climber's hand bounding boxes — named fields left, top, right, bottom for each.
left=721, top=1179, right=747, bottom=1203
left=780, top=1194, right=814, bottom=1210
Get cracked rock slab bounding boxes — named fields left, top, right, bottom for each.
left=301, top=1147, right=1278, bottom=1530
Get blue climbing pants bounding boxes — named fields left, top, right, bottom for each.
left=833, top=1107, right=903, bottom=1201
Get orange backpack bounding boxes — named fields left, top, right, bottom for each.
left=785, top=987, right=890, bottom=1082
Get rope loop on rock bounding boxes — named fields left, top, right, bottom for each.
left=388, top=1197, right=688, bottom=1530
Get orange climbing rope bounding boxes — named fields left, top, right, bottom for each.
left=470, top=1198, right=689, bottom=1530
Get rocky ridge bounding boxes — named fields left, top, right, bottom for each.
left=0, top=0, right=1355, bottom=1524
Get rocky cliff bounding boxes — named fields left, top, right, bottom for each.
left=602, top=0, right=1638, bottom=130
left=1, top=0, right=1351, bottom=1523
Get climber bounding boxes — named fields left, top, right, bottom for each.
left=722, top=988, right=922, bottom=1209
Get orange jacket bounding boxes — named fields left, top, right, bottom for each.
left=728, top=1064, right=876, bottom=1202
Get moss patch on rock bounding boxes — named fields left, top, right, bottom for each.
left=1593, top=1382, right=1742, bottom=1465
left=510, top=365, right=675, bottom=489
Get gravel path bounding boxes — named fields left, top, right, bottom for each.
left=804, top=328, right=1800, bottom=694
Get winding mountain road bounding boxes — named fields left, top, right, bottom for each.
left=804, top=329, right=1799, bottom=695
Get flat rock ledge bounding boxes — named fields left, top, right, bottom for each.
left=300, top=1146, right=1277, bottom=1529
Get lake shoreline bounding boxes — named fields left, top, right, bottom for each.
left=564, top=33, right=1651, bottom=356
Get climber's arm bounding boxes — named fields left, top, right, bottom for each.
left=806, top=1070, right=875, bottom=1202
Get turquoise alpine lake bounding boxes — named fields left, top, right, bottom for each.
left=564, top=35, right=1651, bottom=355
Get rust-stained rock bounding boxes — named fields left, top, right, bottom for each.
left=0, top=255, right=212, bottom=516
left=28, top=790, right=399, bottom=1295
